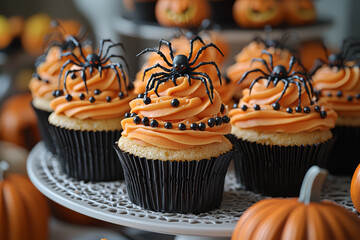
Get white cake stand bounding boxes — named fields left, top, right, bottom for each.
left=27, top=142, right=356, bottom=239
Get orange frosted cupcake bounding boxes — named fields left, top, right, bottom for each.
left=115, top=37, right=233, bottom=213
left=48, top=38, right=136, bottom=181
left=312, top=38, right=360, bottom=175
left=229, top=50, right=337, bottom=197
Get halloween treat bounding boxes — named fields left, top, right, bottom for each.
left=48, top=38, right=136, bottom=181
left=231, top=166, right=360, bottom=240
left=0, top=160, right=50, bottom=240
left=229, top=50, right=337, bottom=197
left=311, top=38, right=360, bottom=175
left=115, top=36, right=233, bottom=213
left=351, top=163, right=360, bottom=214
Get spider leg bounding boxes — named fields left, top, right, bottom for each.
left=190, top=61, right=222, bottom=85
left=100, top=55, right=130, bottom=73
left=189, top=43, right=224, bottom=66
left=100, top=42, right=126, bottom=61
left=260, top=50, right=274, bottom=69
left=188, top=36, right=205, bottom=61
left=146, top=72, right=169, bottom=96
left=142, top=63, right=171, bottom=81
left=67, top=36, right=86, bottom=61
left=309, top=59, right=326, bottom=76
left=275, top=80, right=289, bottom=104
left=58, top=59, right=83, bottom=88
left=185, top=74, right=191, bottom=86
left=98, top=66, right=102, bottom=78
left=249, top=76, right=268, bottom=95
left=60, top=51, right=83, bottom=65
left=153, top=77, right=170, bottom=97
left=251, top=58, right=272, bottom=74
left=191, top=72, right=214, bottom=99
left=80, top=67, right=89, bottom=94
left=287, top=56, right=297, bottom=74
left=289, top=75, right=313, bottom=103
left=341, top=37, right=360, bottom=60
left=137, top=48, right=173, bottom=67
left=103, top=64, right=126, bottom=95
left=171, top=74, right=178, bottom=86
left=62, top=69, right=82, bottom=92
left=89, top=66, right=93, bottom=76
left=190, top=75, right=213, bottom=103
left=158, top=39, right=174, bottom=60
left=238, top=69, right=269, bottom=85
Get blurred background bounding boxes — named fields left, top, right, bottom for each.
left=0, top=0, right=359, bottom=239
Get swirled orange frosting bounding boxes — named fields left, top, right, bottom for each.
left=312, top=65, right=360, bottom=117
left=29, top=45, right=92, bottom=100
left=122, top=76, right=231, bottom=149
left=229, top=79, right=337, bottom=133
left=50, top=65, right=135, bottom=120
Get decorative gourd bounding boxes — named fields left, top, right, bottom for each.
left=0, top=161, right=50, bottom=240
left=284, top=0, right=316, bottom=26
left=233, top=0, right=284, bottom=29
left=232, top=166, right=360, bottom=240
left=155, top=0, right=210, bottom=27
left=351, top=163, right=360, bottom=213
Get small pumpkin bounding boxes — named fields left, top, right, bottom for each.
left=0, top=15, right=12, bottom=49
left=284, top=0, right=316, bottom=26
left=232, top=166, right=360, bottom=240
left=351, top=163, right=360, bottom=213
left=0, top=161, right=50, bottom=240
left=233, top=0, right=284, bottom=29
left=155, top=0, right=210, bottom=27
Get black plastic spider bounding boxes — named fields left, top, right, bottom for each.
left=58, top=37, right=130, bottom=97
left=239, top=50, right=314, bottom=108
left=310, top=37, right=360, bottom=76
left=137, top=36, right=223, bottom=103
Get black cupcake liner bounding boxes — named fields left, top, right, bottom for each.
left=232, top=135, right=335, bottom=197
left=31, top=103, right=57, bottom=155
left=114, top=143, right=233, bottom=214
left=48, top=123, right=123, bottom=182
left=326, top=126, right=360, bottom=176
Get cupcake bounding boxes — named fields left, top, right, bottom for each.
left=229, top=50, right=337, bottom=197
left=115, top=37, right=233, bottom=213
left=311, top=38, right=360, bottom=175
left=29, top=22, right=91, bottom=154
left=48, top=38, right=136, bottom=181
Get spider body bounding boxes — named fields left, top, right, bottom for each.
left=58, top=37, right=130, bottom=98
left=239, top=50, right=313, bottom=108
left=137, top=36, right=224, bottom=103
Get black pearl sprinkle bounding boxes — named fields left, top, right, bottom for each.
left=79, top=93, right=85, bottom=100
left=106, top=96, right=111, bottom=102
left=142, top=117, right=149, bottom=126
left=222, top=115, right=230, bottom=123
left=65, top=94, right=72, bottom=101
left=125, top=112, right=131, bottom=118
left=53, top=90, right=63, bottom=97
left=303, top=107, right=311, bottom=113
left=347, top=95, right=353, bottom=101
left=314, top=106, right=321, bottom=112
left=220, top=104, right=225, bottom=113
left=356, top=93, right=360, bottom=100
left=137, top=93, right=144, bottom=99
left=286, top=107, right=293, bottom=113
left=190, top=123, right=198, bottom=130
left=198, top=122, right=206, bottom=131
left=94, top=89, right=101, bottom=95
left=178, top=123, right=186, bottom=131
left=150, top=120, right=158, bottom=128
left=52, top=90, right=57, bottom=97
left=143, top=96, right=151, bottom=104
left=272, top=102, right=280, bottom=110
left=133, top=116, right=141, bottom=124
left=215, top=117, right=223, bottom=126
left=171, top=99, right=180, bottom=107
left=295, top=106, right=302, bottom=112
left=233, top=103, right=238, bottom=109
left=336, top=91, right=343, bottom=97
left=208, top=118, right=215, bottom=127
left=130, top=112, right=137, bottom=117
left=118, top=92, right=124, bottom=99
left=327, top=92, right=332, bottom=97
left=320, top=111, right=327, bottom=118
left=44, top=79, right=49, bottom=84
left=89, top=96, right=95, bottom=103
left=165, top=122, right=172, bottom=129
left=128, top=82, right=134, bottom=91
left=241, top=105, right=248, bottom=111
left=253, top=104, right=260, bottom=111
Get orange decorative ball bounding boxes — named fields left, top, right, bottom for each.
left=351, top=164, right=360, bottom=213
left=232, top=166, right=360, bottom=240
left=284, top=0, right=316, bottom=26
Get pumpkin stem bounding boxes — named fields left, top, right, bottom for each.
left=0, top=161, right=9, bottom=180
left=298, top=166, right=328, bottom=204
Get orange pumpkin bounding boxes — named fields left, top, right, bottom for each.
left=155, top=0, right=210, bottom=27
left=0, top=15, right=12, bottom=49
left=233, top=0, right=284, bottom=29
left=284, top=0, right=316, bottom=26
left=232, top=166, right=360, bottom=240
left=351, top=163, right=360, bottom=213
left=0, top=161, right=50, bottom=240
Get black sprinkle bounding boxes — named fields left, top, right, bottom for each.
left=304, top=107, right=311, bottom=113
left=119, top=92, right=124, bottom=99
left=253, top=104, right=260, bottom=111
left=215, top=117, right=223, bottom=126
left=198, top=122, right=206, bottom=131
left=220, top=104, right=225, bottom=113
left=137, top=93, right=145, bottom=99
left=133, top=116, right=141, bottom=124
left=65, top=94, right=72, bottom=101
left=208, top=118, right=215, bottom=127
left=286, top=107, right=293, bottom=113
left=314, top=106, right=321, bottom=112
left=295, top=106, right=302, bottom=112
left=130, top=112, right=137, bottom=117
left=94, top=89, right=101, bottom=95
left=52, top=90, right=57, bottom=97
left=128, top=82, right=134, bottom=91
left=241, top=105, right=248, bottom=111
left=178, top=123, right=186, bottom=131
left=44, top=79, right=49, bottom=84
left=71, top=73, right=77, bottom=79
left=79, top=93, right=85, bottom=100
left=54, top=90, right=63, bottom=97
left=125, top=112, right=131, bottom=118
left=320, top=111, right=327, bottom=118
left=142, top=117, right=149, bottom=126
left=165, top=122, right=172, bottom=129
left=190, top=123, right=198, bottom=130
left=171, top=99, right=180, bottom=107
left=327, top=92, right=332, bottom=97
left=222, top=115, right=230, bottom=123
left=336, top=90, right=343, bottom=97
left=347, top=95, right=353, bottom=101
left=233, top=103, right=238, bottom=109
left=106, top=96, right=111, bottom=102
left=356, top=93, right=360, bottom=100
left=272, top=102, right=280, bottom=110
left=143, top=96, right=151, bottom=104
left=89, top=97, right=95, bottom=103
left=150, top=120, right=158, bottom=128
